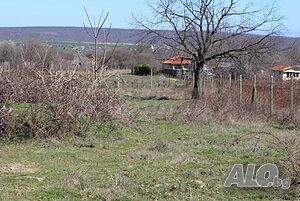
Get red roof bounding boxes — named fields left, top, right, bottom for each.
left=271, top=66, right=292, bottom=71
left=161, top=56, right=192, bottom=65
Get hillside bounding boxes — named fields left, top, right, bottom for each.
left=0, top=27, right=298, bottom=48
left=0, top=27, right=141, bottom=44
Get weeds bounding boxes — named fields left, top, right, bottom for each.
left=0, top=69, right=127, bottom=140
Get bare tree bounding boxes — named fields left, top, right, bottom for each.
left=20, top=41, right=58, bottom=71
left=0, top=43, right=17, bottom=63
left=83, top=8, right=118, bottom=80
left=134, top=0, right=282, bottom=99
left=286, top=39, right=300, bottom=65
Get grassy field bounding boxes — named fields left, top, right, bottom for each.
left=0, top=73, right=300, bottom=200
left=47, top=41, right=141, bottom=49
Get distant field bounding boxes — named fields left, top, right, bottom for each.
left=47, top=41, right=142, bottom=49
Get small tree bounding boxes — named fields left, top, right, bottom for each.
left=134, top=0, right=282, bottom=99
left=83, top=8, right=118, bottom=80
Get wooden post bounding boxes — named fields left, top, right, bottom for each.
left=117, top=74, right=120, bottom=89
left=188, top=73, right=191, bottom=87
left=270, top=76, right=274, bottom=115
left=211, top=76, right=214, bottom=92
left=203, top=76, right=206, bottom=96
left=150, top=68, right=153, bottom=90
left=191, top=72, right=194, bottom=88
left=251, top=75, right=257, bottom=108
left=199, top=75, right=203, bottom=97
left=239, top=75, right=243, bottom=104
left=290, top=75, right=294, bottom=116
left=229, top=73, right=232, bottom=88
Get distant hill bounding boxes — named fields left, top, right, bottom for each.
left=0, top=27, right=298, bottom=49
left=0, top=27, right=141, bottom=44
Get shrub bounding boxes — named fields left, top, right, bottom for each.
left=0, top=69, right=127, bottom=140
left=133, top=64, right=151, bottom=76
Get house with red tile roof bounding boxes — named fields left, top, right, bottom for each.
left=272, top=65, right=300, bottom=80
left=160, top=56, right=193, bottom=77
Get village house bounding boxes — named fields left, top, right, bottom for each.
left=272, top=65, right=300, bottom=80
left=160, top=56, right=193, bottom=77
left=160, top=56, right=215, bottom=77
left=160, top=56, right=237, bottom=78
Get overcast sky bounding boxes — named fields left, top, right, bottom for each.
left=0, top=0, right=299, bottom=37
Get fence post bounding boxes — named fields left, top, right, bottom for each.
left=202, top=76, right=206, bottom=96
left=150, top=68, right=153, bottom=90
left=199, top=75, right=203, bottom=97
left=270, top=75, right=274, bottom=115
left=239, top=75, right=243, bottom=104
left=211, top=76, right=214, bottom=92
left=229, top=73, right=232, bottom=88
left=186, top=74, right=189, bottom=87
left=290, top=75, right=294, bottom=117
left=251, top=75, right=257, bottom=108
left=117, top=74, right=120, bottom=89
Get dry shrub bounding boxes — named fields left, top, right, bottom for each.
left=0, top=69, right=127, bottom=140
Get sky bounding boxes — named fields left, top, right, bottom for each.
left=0, top=0, right=299, bottom=37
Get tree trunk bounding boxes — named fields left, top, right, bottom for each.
left=192, top=61, right=204, bottom=99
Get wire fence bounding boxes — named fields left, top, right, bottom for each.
left=115, top=73, right=300, bottom=116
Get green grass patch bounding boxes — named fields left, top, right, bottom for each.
left=0, top=118, right=297, bottom=200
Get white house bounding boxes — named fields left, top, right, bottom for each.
left=272, top=65, right=300, bottom=80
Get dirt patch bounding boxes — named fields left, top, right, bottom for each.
left=1, top=163, right=37, bottom=174
left=194, top=179, right=206, bottom=188
left=149, top=141, right=176, bottom=153
left=14, top=176, right=45, bottom=181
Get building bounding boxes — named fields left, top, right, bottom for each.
left=272, top=65, right=300, bottom=80
left=0, top=62, right=10, bottom=70
left=161, top=56, right=193, bottom=77
left=160, top=56, right=239, bottom=78
left=212, top=62, right=240, bottom=79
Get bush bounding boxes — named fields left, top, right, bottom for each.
left=0, top=69, right=127, bottom=141
left=133, top=64, right=151, bottom=76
